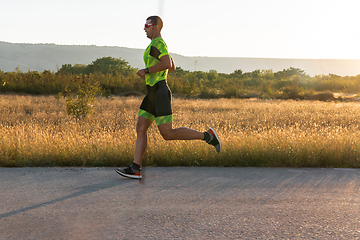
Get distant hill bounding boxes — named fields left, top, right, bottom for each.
left=1, top=41, right=360, bottom=77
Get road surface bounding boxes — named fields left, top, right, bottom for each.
left=0, top=167, right=359, bottom=239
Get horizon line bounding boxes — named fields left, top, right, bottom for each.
left=1, top=41, right=360, bottom=61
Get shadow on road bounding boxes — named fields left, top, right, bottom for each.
left=0, top=179, right=125, bottom=219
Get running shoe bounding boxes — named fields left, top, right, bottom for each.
left=115, top=165, right=142, bottom=180
left=205, top=127, right=222, bottom=153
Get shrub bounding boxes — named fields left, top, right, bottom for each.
left=63, top=75, right=102, bottom=119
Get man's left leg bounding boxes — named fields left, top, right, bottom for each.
left=157, top=122, right=221, bottom=153
left=154, top=85, right=221, bottom=152
left=157, top=122, right=204, bottom=140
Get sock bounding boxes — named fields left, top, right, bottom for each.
left=131, top=163, right=141, bottom=170
left=203, top=132, right=211, bottom=142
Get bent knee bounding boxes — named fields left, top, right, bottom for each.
left=159, top=130, right=173, bottom=140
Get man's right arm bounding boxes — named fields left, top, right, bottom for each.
left=139, top=54, right=172, bottom=76
left=137, top=55, right=175, bottom=78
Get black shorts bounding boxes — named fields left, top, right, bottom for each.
left=138, top=80, right=173, bottom=125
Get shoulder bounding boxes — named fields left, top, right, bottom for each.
left=151, top=38, right=168, bottom=49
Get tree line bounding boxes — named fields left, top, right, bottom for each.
left=1, top=56, right=360, bottom=100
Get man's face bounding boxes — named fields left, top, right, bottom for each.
left=144, top=20, right=155, bottom=39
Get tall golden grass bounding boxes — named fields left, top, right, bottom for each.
left=1, top=94, right=360, bottom=167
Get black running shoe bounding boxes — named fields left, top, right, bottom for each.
left=115, top=165, right=142, bottom=180
left=205, top=127, right=222, bottom=153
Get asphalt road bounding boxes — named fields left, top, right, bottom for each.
left=0, top=167, right=359, bottom=239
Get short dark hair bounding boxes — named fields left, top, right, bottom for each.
left=147, top=16, right=163, bottom=31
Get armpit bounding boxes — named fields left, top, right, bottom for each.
left=150, top=46, right=161, bottom=60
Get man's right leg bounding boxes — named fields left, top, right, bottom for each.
left=115, top=116, right=153, bottom=179
left=133, top=116, right=153, bottom=166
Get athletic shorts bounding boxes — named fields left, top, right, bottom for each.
left=138, top=80, right=173, bottom=126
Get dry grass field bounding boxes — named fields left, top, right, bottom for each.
left=1, top=94, right=360, bottom=168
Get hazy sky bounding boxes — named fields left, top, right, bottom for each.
left=2, top=0, right=360, bottom=59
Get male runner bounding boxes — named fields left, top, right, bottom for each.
left=116, top=16, right=221, bottom=179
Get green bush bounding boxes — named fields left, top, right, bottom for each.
left=63, top=75, right=102, bottom=119
left=1, top=57, right=360, bottom=100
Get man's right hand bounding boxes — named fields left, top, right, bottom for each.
left=137, top=69, right=146, bottom=80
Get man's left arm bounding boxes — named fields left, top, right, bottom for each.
left=168, top=57, right=176, bottom=73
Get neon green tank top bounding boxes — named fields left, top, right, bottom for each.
left=143, top=37, right=170, bottom=86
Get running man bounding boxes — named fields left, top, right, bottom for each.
left=116, top=16, right=221, bottom=179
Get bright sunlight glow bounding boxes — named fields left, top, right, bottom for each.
left=1, top=0, right=359, bottom=59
